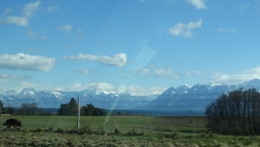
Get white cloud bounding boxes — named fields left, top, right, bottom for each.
left=46, top=6, right=59, bottom=12
left=187, top=70, right=201, bottom=76
left=0, top=74, right=31, bottom=82
left=0, top=16, right=28, bottom=26
left=169, top=19, right=202, bottom=37
left=138, top=66, right=179, bottom=79
left=154, top=68, right=179, bottom=79
left=0, top=53, right=56, bottom=71
left=58, top=24, right=73, bottom=32
left=0, top=1, right=40, bottom=26
left=20, top=81, right=38, bottom=88
left=63, top=53, right=127, bottom=67
left=47, top=82, right=115, bottom=93
left=186, top=0, right=207, bottom=9
left=117, top=85, right=167, bottom=96
left=0, top=75, right=34, bottom=90
left=23, top=1, right=41, bottom=18
left=72, top=69, right=91, bottom=75
left=217, top=27, right=236, bottom=33
left=0, top=79, right=166, bottom=96
left=210, top=67, right=260, bottom=84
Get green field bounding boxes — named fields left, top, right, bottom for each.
left=1, top=115, right=260, bottom=146
left=1, top=115, right=157, bottom=132
left=1, top=115, right=206, bottom=133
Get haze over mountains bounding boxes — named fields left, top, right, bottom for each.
left=1, top=79, right=260, bottom=111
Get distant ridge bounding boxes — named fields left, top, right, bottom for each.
left=144, top=78, right=260, bottom=111
left=0, top=88, right=157, bottom=109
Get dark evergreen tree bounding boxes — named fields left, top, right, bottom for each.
left=68, top=98, right=78, bottom=115
left=57, top=98, right=78, bottom=115
left=93, top=107, right=107, bottom=116
left=0, top=101, right=3, bottom=109
left=0, top=101, right=3, bottom=114
left=81, top=103, right=107, bottom=116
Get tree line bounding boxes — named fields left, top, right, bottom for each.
left=0, top=102, right=46, bottom=115
left=205, top=88, right=260, bottom=135
left=0, top=98, right=107, bottom=116
left=57, top=98, right=107, bottom=116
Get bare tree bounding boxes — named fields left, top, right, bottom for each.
left=205, top=88, right=260, bottom=135
left=17, top=102, right=41, bottom=115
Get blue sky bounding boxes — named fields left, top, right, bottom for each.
left=1, top=0, right=260, bottom=96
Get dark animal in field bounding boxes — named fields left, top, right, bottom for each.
left=3, top=118, right=22, bottom=128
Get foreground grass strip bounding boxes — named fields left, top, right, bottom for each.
left=1, top=129, right=260, bottom=147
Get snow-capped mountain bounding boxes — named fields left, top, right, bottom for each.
left=0, top=88, right=157, bottom=109
left=2, top=78, right=260, bottom=111
left=145, top=78, right=260, bottom=111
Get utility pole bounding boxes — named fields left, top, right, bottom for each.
left=77, top=97, right=80, bottom=132
left=188, top=109, right=195, bottom=134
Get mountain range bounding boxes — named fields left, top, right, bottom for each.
left=0, top=88, right=157, bottom=109
left=145, top=78, right=260, bottom=111
left=1, top=78, right=260, bottom=111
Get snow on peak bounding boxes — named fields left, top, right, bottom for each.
left=210, top=82, right=223, bottom=87
left=52, top=91, right=62, bottom=98
left=102, top=91, right=119, bottom=97
left=244, top=78, right=260, bottom=87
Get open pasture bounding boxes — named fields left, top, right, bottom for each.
left=1, top=115, right=206, bottom=133
left=154, top=116, right=207, bottom=133
left=1, top=115, right=157, bottom=133
left=2, top=115, right=260, bottom=146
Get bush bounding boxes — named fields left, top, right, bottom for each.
left=114, top=125, right=122, bottom=135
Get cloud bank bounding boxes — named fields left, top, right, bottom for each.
left=48, top=82, right=166, bottom=96
left=0, top=53, right=56, bottom=71
left=63, top=53, right=127, bottom=67
left=211, top=67, right=260, bottom=84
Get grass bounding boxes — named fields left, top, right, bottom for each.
left=1, top=115, right=155, bottom=133
left=1, top=115, right=260, bottom=146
